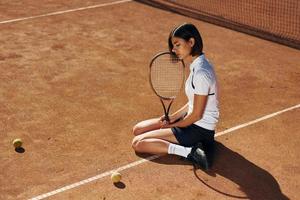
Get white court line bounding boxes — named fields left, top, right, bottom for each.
left=29, top=103, right=300, bottom=200
left=0, top=0, right=132, bottom=25
left=215, top=103, right=300, bottom=137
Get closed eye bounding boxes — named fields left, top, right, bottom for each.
left=173, top=43, right=180, bottom=48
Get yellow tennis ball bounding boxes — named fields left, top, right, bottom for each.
left=13, top=138, right=23, bottom=148
left=111, top=172, right=121, bottom=183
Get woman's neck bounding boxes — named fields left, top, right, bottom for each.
left=184, top=53, right=202, bottom=65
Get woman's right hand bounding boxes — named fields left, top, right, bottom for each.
left=159, top=115, right=168, bottom=123
left=159, top=115, right=178, bottom=124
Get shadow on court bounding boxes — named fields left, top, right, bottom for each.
left=136, top=142, right=289, bottom=199
left=15, top=147, right=25, bottom=153
left=113, top=182, right=126, bottom=189
left=193, top=142, right=290, bottom=200
left=135, top=152, right=190, bottom=166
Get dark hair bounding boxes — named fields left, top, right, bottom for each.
left=168, top=23, right=203, bottom=56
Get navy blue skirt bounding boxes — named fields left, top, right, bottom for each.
left=171, top=124, right=215, bottom=147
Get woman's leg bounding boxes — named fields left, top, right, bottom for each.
left=132, top=118, right=162, bottom=136
left=131, top=126, right=209, bottom=170
left=132, top=128, right=180, bottom=154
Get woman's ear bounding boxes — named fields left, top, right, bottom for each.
left=189, top=38, right=195, bottom=47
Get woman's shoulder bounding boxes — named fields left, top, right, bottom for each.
left=193, top=66, right=215, bottom=84
left=195, top=67, right=211, bottom=77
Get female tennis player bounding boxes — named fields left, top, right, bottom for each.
left=132, top=23, right=219, bottom=170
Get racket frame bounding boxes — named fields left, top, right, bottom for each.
left=148, top=51, right=185, bottom=122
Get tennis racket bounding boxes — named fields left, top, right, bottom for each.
left=149, top=52, right=185, bottom=123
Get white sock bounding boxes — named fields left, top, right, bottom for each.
left=168, top=143, right=192, bottom=158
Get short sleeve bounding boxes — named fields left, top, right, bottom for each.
left=193, top=70, right=211, bottom=95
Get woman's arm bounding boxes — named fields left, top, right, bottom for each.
left=159, top=103, right=188, bottom=123
left=169, top=103, right=189, bottom=122
left=163, top=94, right=207, bottom=128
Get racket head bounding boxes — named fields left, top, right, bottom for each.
left=149, top=52, right=185, bottom=100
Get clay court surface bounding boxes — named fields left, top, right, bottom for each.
left=0, top=0, right=299, bottom=199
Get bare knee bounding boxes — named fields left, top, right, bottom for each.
left=132, top=118, right=160, bottom=136
left=131, top=136, right=144, bottom=152
left=132, top=124, right=144, bottom=136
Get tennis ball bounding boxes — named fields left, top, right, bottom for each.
left=111, top=172, right=121, bottom=183
left=13, top=138, right=23, bottom=148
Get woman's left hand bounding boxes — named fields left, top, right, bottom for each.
left=161, top=120, right=175, bottom=128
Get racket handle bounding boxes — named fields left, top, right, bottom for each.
left=164, top=115, right=170, bottom=123
left=160, top=115, right=169, bottom=130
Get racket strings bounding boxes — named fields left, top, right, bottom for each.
left=150, top=55, right=184, bottom=98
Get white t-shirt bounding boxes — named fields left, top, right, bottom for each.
left=185, top=54, right=219, bottom=130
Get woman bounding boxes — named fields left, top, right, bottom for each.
left=132, top=23, right=219, bottom=170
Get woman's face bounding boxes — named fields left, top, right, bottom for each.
left=171, top=36, right=193, bottom=60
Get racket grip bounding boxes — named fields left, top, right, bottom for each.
left=165, top=115, right=170, bottom=123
